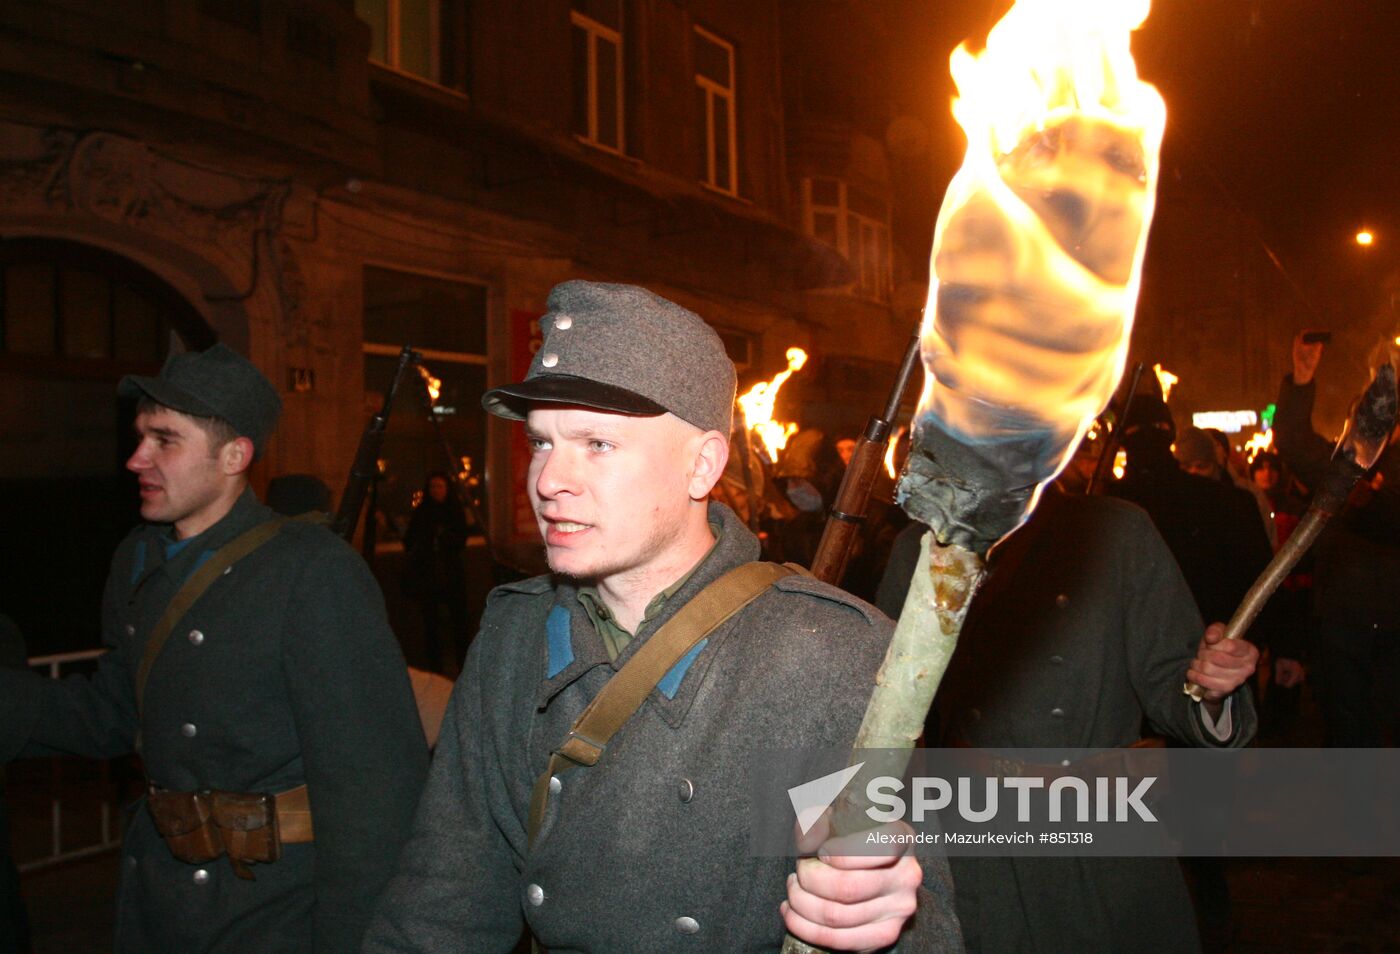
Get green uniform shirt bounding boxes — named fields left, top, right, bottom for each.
left=577, top=525, right=720, bottom=661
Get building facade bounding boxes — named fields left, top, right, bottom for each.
left=0, top=0, right=918, bottom=649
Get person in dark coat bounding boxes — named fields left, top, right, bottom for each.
left=402, top=472, right=471, bottom=673
left=364, top=281, right=961, bottom=952
left=1111, top=395, right=1275, bottom=631
left=0, top=345, right=429, bottom=953
left=1273, top=333, right=1400, bottom=746
left=877, top=486, right=1259, bottom=953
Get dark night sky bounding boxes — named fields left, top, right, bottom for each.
left=875, top=0, right=1400, bottom=323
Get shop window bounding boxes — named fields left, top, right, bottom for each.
left=361, top=266, right=488, bottom=542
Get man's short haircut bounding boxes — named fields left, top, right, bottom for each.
left=136, top=397, right=240, bottom=454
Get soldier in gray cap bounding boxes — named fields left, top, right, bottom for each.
left=0, top=343, right=428, bottom=953
left=365, top=281, right=960, bottom=952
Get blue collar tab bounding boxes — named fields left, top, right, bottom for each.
left=545, top=605, right=574, bottom=678
left=657, top=639, right=708, bottom=700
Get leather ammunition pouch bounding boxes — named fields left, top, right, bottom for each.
left=148, top=784, right=314, bottom=880
left=147, top=789, right=222, bottom=864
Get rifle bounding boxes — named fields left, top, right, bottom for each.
left=332, top=345, right=419, bottom=541
left=809, top=331, right=922, bottom=584
left=1086, top=360, right=1145, bottom=495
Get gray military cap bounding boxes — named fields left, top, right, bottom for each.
left=118, top=343, right=282, bottom=456
left=482, top=281, right=737, bottom=434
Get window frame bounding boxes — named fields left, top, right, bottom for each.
left=803, top=176, right=893, bottom=302
left=361, top=0, right=460, bottom=91
left=570, top=9, right=627, bottom=155
left=694, top=25, right=738, bottom=196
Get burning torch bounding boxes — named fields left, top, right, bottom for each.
left=1183, top=359, right=1397, bottom=699
left=784, top=0, right=1165, bottom=949
left=734, top=348, right=810, bottom=533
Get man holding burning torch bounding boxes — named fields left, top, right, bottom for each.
left=364, top=281, right=961, bottom=952
left=1275, top=333, right=1400, bottom=747
left=877, top=477, right=1258, bottom=952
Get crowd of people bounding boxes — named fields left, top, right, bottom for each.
left=0, top=280, right=1393, bottom=952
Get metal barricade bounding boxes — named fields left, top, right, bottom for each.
left=12, top=649, right=128, bottom=873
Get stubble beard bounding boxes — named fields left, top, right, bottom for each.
left=546, top=505, right=688, bottom=587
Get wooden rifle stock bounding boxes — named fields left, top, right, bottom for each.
left=331, top=345, right=418, bottom=541
left=809, top=332, right=922, bottom=584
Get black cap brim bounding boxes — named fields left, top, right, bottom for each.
left=482, top=374, right=667, bottom=421
left=118, top=374, right=222, bottom=420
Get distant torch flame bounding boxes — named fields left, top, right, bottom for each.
left=417, top=364, right=442, bottom=403
left=1153, top=363, right=1178, bottom=402
left=903, top=0, right=1165, bottom=546
left=738, top=347, right=808, bottom=460
left=885, top=426, right=906, bottom=479
left=1243, top=429, right=1273, bottom=462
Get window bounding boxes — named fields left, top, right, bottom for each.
left=362, top=267, right=488, bottom=541
left=804, top=177, right=893, bottom=302
left=571, top=6, right=625, bottom=153
left=694, top=26, right=737, bottom=195
left=356, top=0, right=470, bottom=93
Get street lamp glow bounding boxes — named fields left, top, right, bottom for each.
left=1356, top=230, right=1374, bottom=246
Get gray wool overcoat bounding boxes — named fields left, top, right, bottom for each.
left=877, top=490, right=1258, bottom=954
left=365, top=502, right=963, bottom=953
left=0, top=489, right=429, bottom=953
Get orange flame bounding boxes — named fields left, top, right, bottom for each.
left=1243, top=429, right=1273, bottom=461
left=1153, top=363, right=1178, bottom=402
left=738, top=348, right=808, bottom=460
left=884, top=426, right=905, bottom=479
left=914, top=0, right=1165, bottom=502
left=416, top=364, right=442, bottom=403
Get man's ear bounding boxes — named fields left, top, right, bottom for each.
left=688, top=430, right=730, bottom=501
left=220, top=437, right=256, bottom=477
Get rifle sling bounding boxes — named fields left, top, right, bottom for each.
left=526, top=560, right=805, bottom=850
left=135, top=513, right=324, bottom=712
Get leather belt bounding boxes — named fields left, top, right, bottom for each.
left=147, top=783, right=314, bottom=879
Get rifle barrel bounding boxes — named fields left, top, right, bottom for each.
left=331, top=345, right=418, bottom=540
left=809, top=331, right=922, bottom=584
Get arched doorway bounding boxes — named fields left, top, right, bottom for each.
left=0, top=238, right=215, bottom=655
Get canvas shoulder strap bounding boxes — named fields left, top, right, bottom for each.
left=526, top=560, right=806, bottom=849
left=134, top=512, right=325, bottom=711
